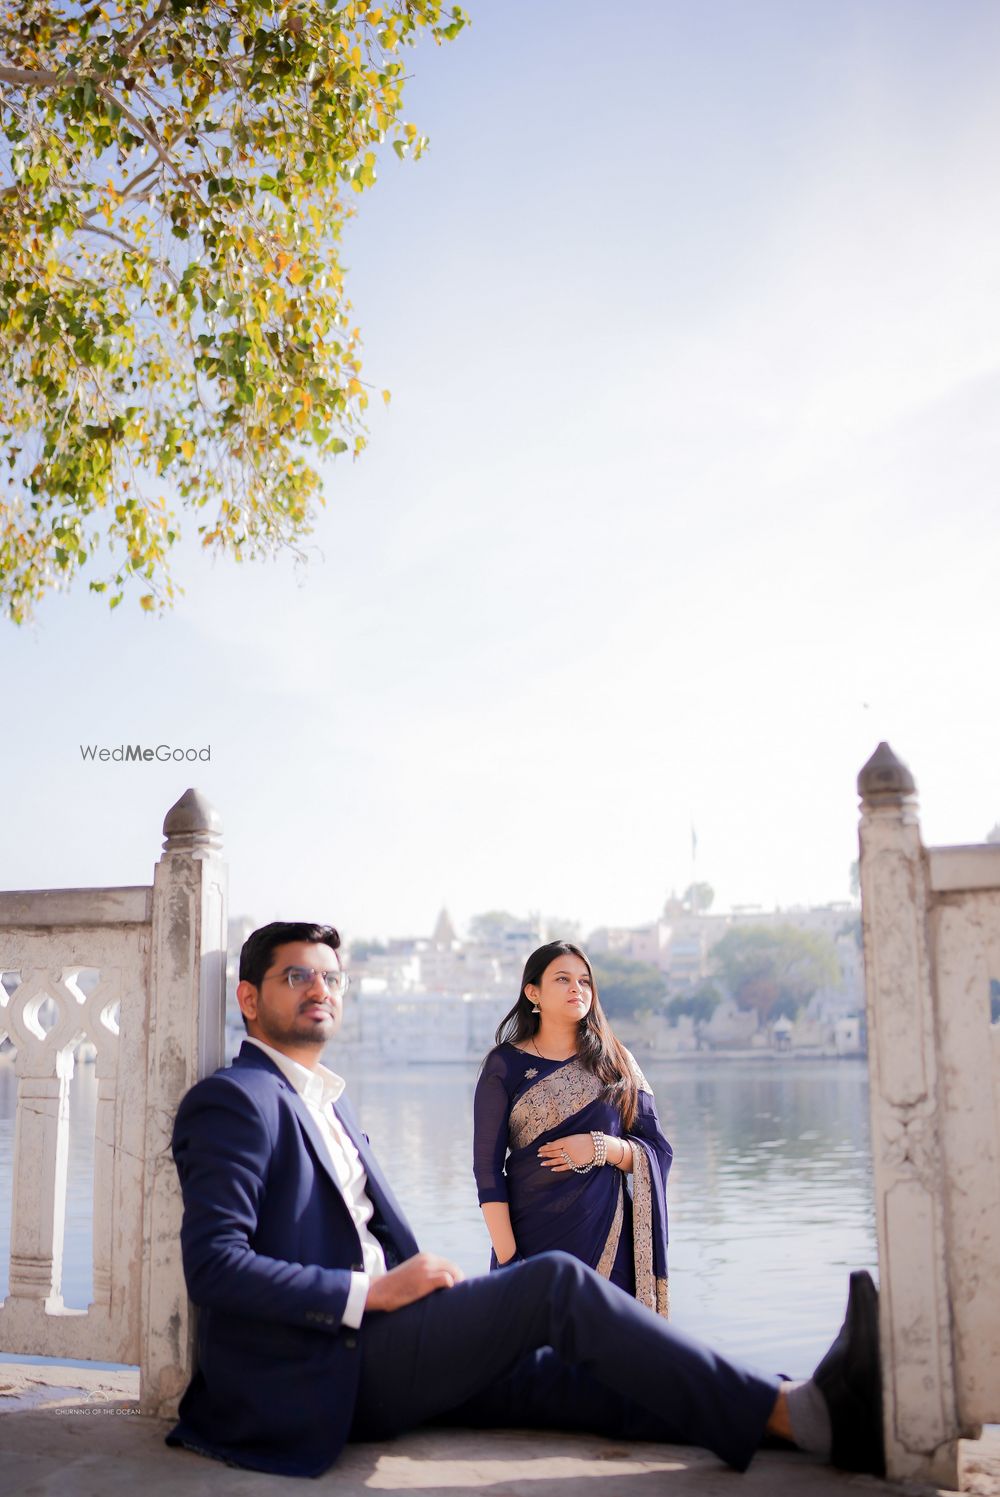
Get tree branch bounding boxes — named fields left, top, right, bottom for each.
left=118, top=160, right=160, bottom=203
left=95, top=85, right=209, bottom=211
left=69, top=160, right=161, bottom=219
left=0, top=65, right=68, bottom=89
left=77, top=221, right=138, bottom=255
left=122, top=0, right=171, bottom=60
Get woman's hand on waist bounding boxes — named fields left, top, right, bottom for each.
left=537, top=1133, right=597, bottom=1172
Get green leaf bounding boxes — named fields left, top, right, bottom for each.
left=0, top=0, right=468, bottom=624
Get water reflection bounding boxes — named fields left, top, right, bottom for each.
left=0, top=1056, right=875, bottom=1375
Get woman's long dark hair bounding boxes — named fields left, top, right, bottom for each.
left=494, top=941, right=639, bottom=1130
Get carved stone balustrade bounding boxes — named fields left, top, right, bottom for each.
left=0, top=790, right=227, bottom=1416
left=859, top=744, right=1000, bottom=1486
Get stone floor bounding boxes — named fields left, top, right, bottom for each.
left=1, top=1362, right=998, bottom=1497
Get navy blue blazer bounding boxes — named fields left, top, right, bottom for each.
left=166, top=1042, right=420, bottom=1476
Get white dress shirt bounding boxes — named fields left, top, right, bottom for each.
left=245, top=1037, right=386, bottom=1328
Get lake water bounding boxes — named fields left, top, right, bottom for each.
left=0, top=1055, right=876, bottom=1378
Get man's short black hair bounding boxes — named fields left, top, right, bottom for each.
left=239, top=921, right=342, bottom=992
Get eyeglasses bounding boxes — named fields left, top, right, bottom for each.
left=268, top=966, right=351, bottom=995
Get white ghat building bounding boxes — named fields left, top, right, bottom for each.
left=223, top=908, right=530, bottom=1064
left=219, top=899, right=866, bottom=1064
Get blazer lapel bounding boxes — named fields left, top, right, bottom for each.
left=233, top=1043, right=418, bottom=1259
left=285, top=1086, right=348, bottom=1193
left=332, top=1098, right=420, bottom=1260
left=282, top=1080, right=419, bottom=1259
left=331, top=1099, right=378, bottom=1180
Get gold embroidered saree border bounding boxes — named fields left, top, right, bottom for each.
left=631, top=1139, right=670, bottom=1319
left=594, top=1177, right=624, bottom=1278
left=505, top=1048, right=667, bottom=1315
left=507, top=1059, right=604, bottom=1152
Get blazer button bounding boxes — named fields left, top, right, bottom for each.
left=344, top=1333, right=357, bottom=1349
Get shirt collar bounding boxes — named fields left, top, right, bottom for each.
left=245, top=1036, right=346, bottom=1109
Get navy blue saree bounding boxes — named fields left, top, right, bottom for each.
left=473, top=1044, right=672, bottom=1316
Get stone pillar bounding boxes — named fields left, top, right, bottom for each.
left=7, top=1046, right=74, bottom=1313
left=139, top=790, right=227, bottom=1417
left=858, top=743, right=961, bottom=1486
left=4, top=970, right=90, bottom=1319
left=84, top=967, right=123, bottom=1313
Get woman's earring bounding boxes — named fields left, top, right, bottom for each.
left=528, top=993, right=540, bottom=1015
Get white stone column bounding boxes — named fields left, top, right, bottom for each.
left=139, top=790, right=227, bottom=1417
left=81, top=967, right=123, bottom=1313
left=858, top=743, right=962, bottom=1486
left=7, top=1049, right=74, bottom=1313
left=4, top=969, right=88, bottom=1321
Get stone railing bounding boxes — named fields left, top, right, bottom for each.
left=859, top=744, right=1000, bottom=1486
left=0, top=790, right=227, bottom=1416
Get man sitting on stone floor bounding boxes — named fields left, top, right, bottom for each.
left=166, top=920, right=884, bottom=1479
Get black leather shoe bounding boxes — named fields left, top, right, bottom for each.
left=812, top=1270, right=886, bottom=1476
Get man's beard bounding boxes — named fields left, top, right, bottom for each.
left=259, top=1003, right=338, bottom=1049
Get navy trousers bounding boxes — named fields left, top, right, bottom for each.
left=349, top=1252, right=779, bottom=1471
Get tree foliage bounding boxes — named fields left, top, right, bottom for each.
left=0, top=0, right=466, bottom=621
left=666, top=980, right=721, bottom=1027
left=346, top=936, right=387, bottom=961
left=682, top=881, right=714, bottom=913
left=710, top=924, right=840, bottom=1023
left=590, top=953, right=668, bottom=1019
left=467, top=910, right=524, bottom=942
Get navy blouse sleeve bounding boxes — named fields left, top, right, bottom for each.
left=473, top=1047, right=513, bottom=1205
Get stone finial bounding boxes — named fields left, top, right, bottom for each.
left=162, top=789, right=223, bottom=853
left=858, top=742, right=917, bottom=804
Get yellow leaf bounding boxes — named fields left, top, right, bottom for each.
left=347, top=377, right=363, bottom=397
left=181, top=440, right=195, bottom=460
left=287, top=260, right=305, bottom=285
left=381, top=389, right=391, bottom=406
left=139, top=594, right=155, bottom=612
left=294, top=408, right=308, bottom=431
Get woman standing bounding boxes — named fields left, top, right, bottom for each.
left=473, top=941, right=673, bottom=1316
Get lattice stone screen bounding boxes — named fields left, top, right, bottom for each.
left=859, top=744, right=1000, bottom=1488
left=0, top=791, right=227, bottom=1416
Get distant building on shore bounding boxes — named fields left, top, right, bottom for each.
left=589, top=895, right=863, bottom=1034
left=221, top=899, right=865, bottom=1065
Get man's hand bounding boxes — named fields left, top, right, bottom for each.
left=365, top=1252, right=465, bottom=1312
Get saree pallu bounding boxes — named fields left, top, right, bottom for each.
left=504, top=1058, right=672, bottom=1318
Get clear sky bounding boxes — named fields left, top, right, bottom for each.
left=3, top=0, right=1000, bottom=942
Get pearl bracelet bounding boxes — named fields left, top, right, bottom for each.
left=562, top=1130, right=608, bottom=1174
